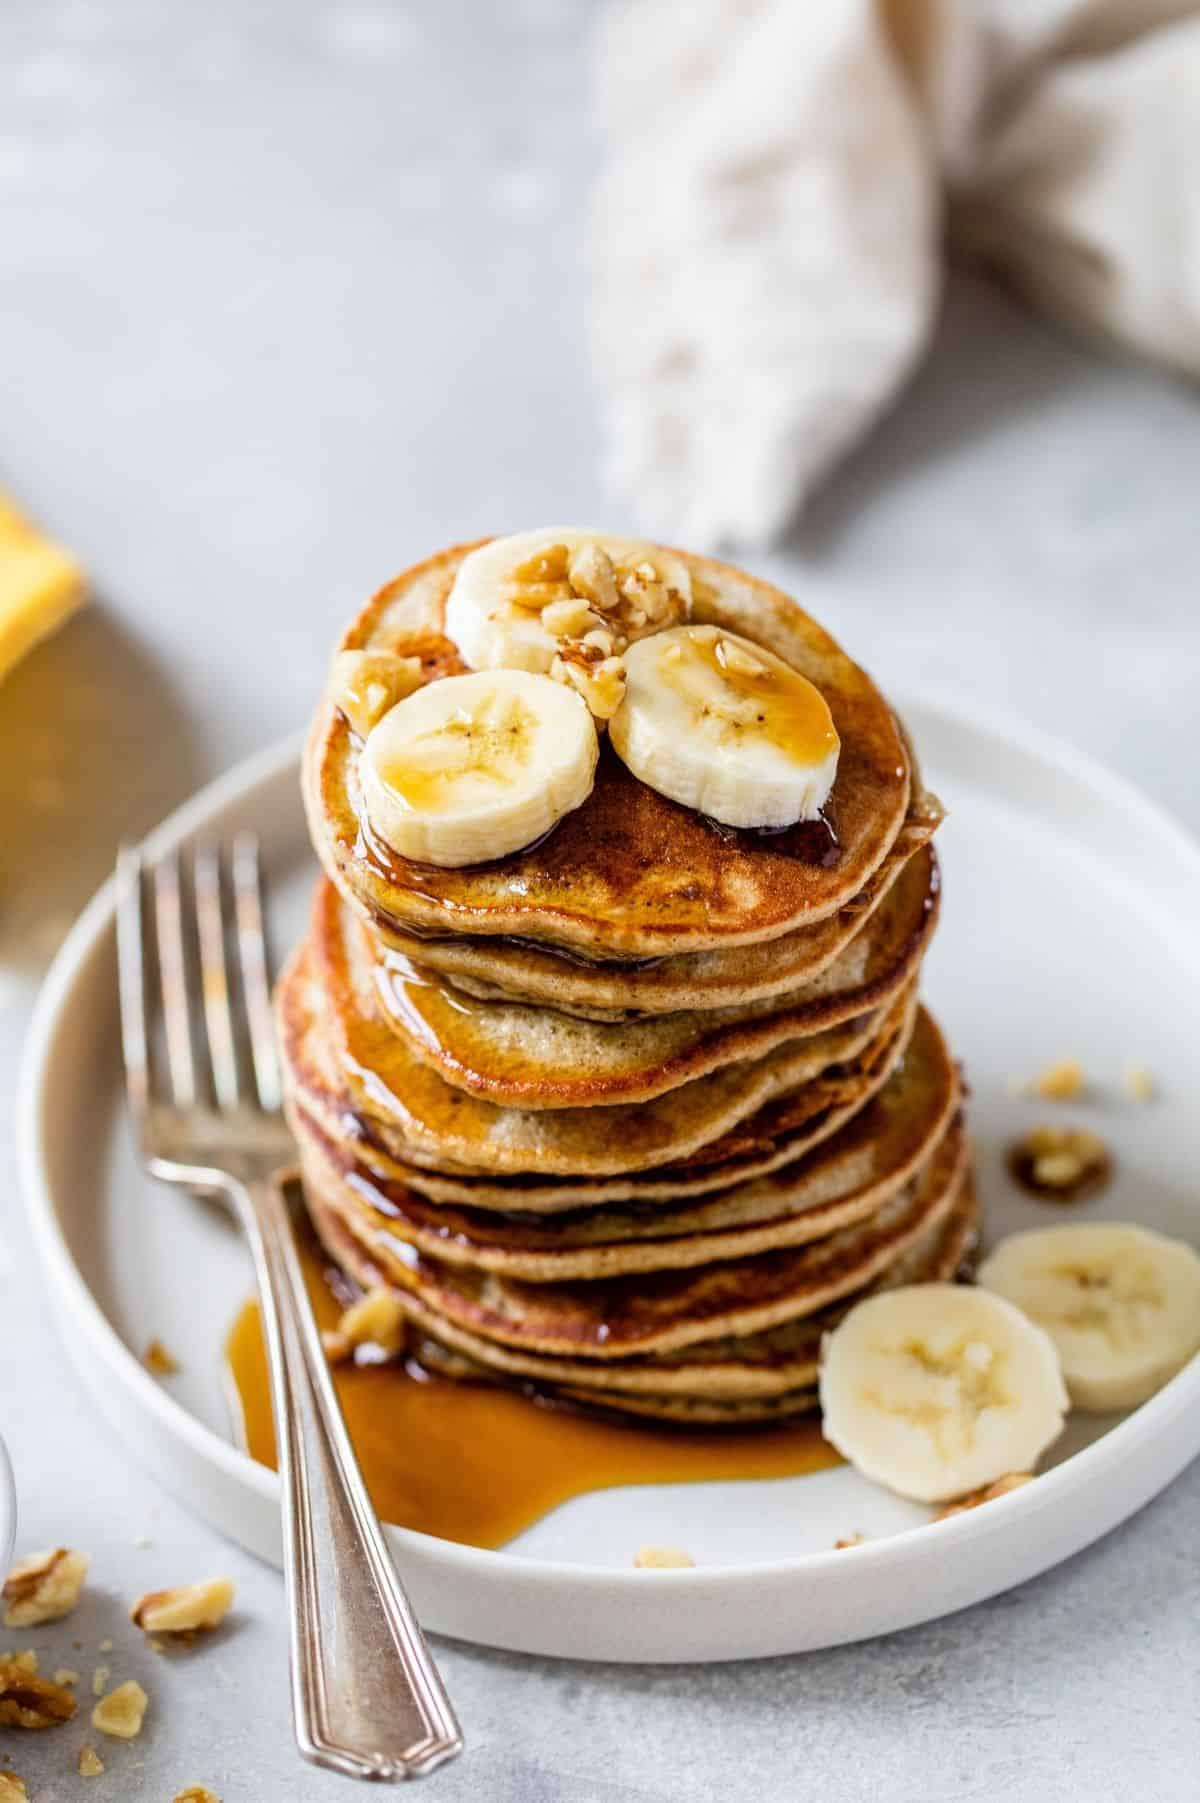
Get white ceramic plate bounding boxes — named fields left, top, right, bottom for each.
left=19, top=701, right=1200, bottom=1662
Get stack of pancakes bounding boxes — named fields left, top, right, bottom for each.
left=280, top=542, right=974, bottom=1424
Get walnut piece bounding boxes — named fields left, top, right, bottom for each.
left=174, top=1789, right=221, bottom=1802
left=566, top=542, right=619, bottom=613
left=541, top=595, right=601, bottom=640
left=144, top=1337, right=180, bottom=1376
left=326, top=1287, right=407, bottom=1362
left=715, top=635, right=767, bottom=679
left=506, top=537, right=691, bottom=725
left=1125, top=1063, right=1155, bottom=1103
left=633, top=1545, right=695, bottom=1570
left=550, top=651, right=627, bottom=723
left=0, top=1656, right=78, bottom=1729
left=0, top=1772, right=27, bottom=1799
left=2, top=1548, right=90, bottom=1628
left=90, top=1667, right=110, bottom=1697
left=54, top=1668, right=79, bottom=1687
left=935, top=1473, right=1034, bottom=1521
left=78, top=1744, right=105, bottom=1777
left=1008, top=1124, right=1111, bottom=1203
left=327, top=649, right=424, bottom=738
left=91, top=1679, right=149, bottom=1740
left=834, top=1534, right=866, bottom=1550
left=131, top=1576, right=234, bottom=1638
left=1022, top=1058, right=1086, bottom=1102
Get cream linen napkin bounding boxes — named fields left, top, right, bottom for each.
left=594, top=0, right=1200, bottom=547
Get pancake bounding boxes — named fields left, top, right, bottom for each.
left=310, top=1168, right=977, bottom=1406
left=290, top=1012, right=961, bottom=1277
left=303, top=541, right=912, bottom=957
left=279, top=884, right=916, bottom=1177
left=298, top=1086, right=963, bottom=1278
left=304, top=1118, right=967, bottom=1360
left=370, top=790, right=944, bottom=1020
left=368, top=843, right=938, bottom=1107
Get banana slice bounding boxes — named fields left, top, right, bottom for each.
left=978, top=1223, right=1200, bottom=1413
left=819, top=1283, right=1068, bottom=1503
left=445, top=528, right=692, bottom=673
left=609, top=624, right=840, bottom=830
left=360, top=669, right=598, bottom=867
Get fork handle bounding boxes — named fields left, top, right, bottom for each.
left=236, top=1171, right=463, bottom=1783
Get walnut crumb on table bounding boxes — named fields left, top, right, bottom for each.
left=91, top=1679, right=149, bottom=1740
left=78, top=1744, right=105, bottom=1777
left=174, top=1788, right=221, bottom=1802
left=634, top=1546, right=695, bottom=1569
left=0, top=1772, right=27, bottom=1799
left=834, top=1534, right=866, bottom=1549
left=0, top=1655, right=78, bottom=1728
left=2, top=1548, right=90, bottom=1627
left=130, top=1576, right=234, bottom=1639
left=1124, top=1063, right=1156, bottom=1103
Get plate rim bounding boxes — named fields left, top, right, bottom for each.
left=17, top=696, right=1200, bottom=1640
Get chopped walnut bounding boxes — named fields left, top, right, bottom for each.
left=566, top=542, right=619, bottom=613
left=540, top=595, right=601, bottom=640
left=1021, top=1058, right=1086, bottom=1102
left=506, top=538, right=690, bottom=725
left=327, top=649, right=424, bottom=738
left=131, top=1576, right=234, bottom=1639
left=936, top=1473, right=1034, bottom=1520
left=0, top=1773, right=27, bottom=1800
left=54, top=1668, right=79, bottom=1687
left=78, top=1744, right=105, bottom=1777
left=91, top=1679, right=149, bottom=1740
left=633, top=1545, right=695, bottom=1570
left=174, top=1789, right=221, bottom=1803
left=91, top=1668, right=109, bottom=1698
left=321, top=1328, right=353, bottom=1363
left=1008, top=1124, right=1111, bottom=1203
left=0, top=1651, right=37, bottom=1675
left=834, top=1534, right=866, bottom=1550
left=0, top=1656, right=78, bottom=1728
left=1125, top=1063, right=1156, bottom=1103
left=550, top=651, right=627, bottom=723
left=3, top=1548, right=90, bottom=1628
left=326, top=1287, right=408, bottom=1361
left=715, top=635, right=767, bottom=679
left=144, top=1338, right=180, bottom=1376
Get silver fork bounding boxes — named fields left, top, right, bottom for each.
left=117, top=834, right=462, bottom=1783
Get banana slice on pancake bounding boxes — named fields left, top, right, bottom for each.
left=978, top=1222, right=1200, bottom=1413
left=445, top=528, right=692, bottom=674
left=360, top=669, right=598, bottom=867
left=818, top=1283, right=1067, bottom=1502
left=610, top=624, right=841, bottom=830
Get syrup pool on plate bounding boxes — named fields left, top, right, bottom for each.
left=225, top=1232, right=841, bottom=1550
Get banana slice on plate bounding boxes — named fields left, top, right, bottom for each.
left=819, top=1283, right=1068, bottom=1503
left=609, top=624, right=840, bottom=830
left=360, top=669, right=598, bottom=867
left=445, top=528, right=692, bottom=673
left=978, top=1222, right=1200, bottom=1413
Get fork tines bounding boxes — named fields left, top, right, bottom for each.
left=117, top=834, right=282, bottom=1121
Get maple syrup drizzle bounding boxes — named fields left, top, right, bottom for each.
left=660, top=628, right=840, bottom=768
left=224, top=1233, right=840, bottom=1551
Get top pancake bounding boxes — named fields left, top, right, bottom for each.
left=304, top=541, right=911, bottom=957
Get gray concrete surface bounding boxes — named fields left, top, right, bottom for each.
left=1, top=3, right=1197, bottom=1798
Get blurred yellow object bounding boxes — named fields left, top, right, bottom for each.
left=0, top=495, right=86, bottom=682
